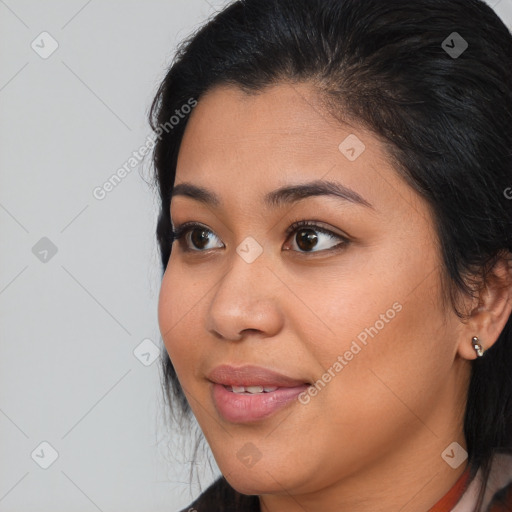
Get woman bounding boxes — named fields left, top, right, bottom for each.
left=150, top=0, right=512, bottom=510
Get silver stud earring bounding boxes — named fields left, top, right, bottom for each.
left=472, top=336, right=484, bottom=357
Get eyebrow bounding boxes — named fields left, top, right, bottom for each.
left=170, top=179, right=374, bottom=210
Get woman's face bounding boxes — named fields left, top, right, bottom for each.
left=158, top=82, right=471, bottom=508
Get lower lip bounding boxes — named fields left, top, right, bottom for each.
left=211, top=383, right=309, bottom=423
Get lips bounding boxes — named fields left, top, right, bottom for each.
left=207, top=364, right=310, bottom=388
left=207, top=364, right=311, bottom=423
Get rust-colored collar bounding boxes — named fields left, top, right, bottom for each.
left=427, top=466, right=473, bottom=512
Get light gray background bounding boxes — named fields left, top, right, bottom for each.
left=1, top=1, right=511, bottom=511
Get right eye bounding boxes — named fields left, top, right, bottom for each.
left=171, top=222, right=225, bottom=252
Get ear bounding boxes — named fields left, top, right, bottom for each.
left=457, top=252, right=512, bottom=360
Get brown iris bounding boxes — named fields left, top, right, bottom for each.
left=295, top=229, right=319, bottom=251
left=190, top=228, right=212, bottom=250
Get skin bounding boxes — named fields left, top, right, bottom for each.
left=157, top=82, right=512, bottom=512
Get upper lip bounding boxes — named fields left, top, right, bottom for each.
left=207, top=364, right=310, bottom=387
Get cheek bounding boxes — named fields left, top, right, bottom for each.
left=295, top=252, right=452, bottom=427
left=310, top=267, right=451, bottom=434
left=157, top=265, right=204, bottom=372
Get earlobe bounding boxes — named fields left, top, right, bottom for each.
left=456, top=252, right=512, bottom=360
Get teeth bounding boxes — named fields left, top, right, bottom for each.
left=229, top=385, right=279, bottom=394
left=246, top=385, right=264, bottom=393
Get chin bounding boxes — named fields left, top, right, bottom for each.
left=221, top=463, right=303, bottom=496
left=224, top=474, right=278, bottom=496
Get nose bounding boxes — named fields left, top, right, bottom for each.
left=205, top=250, right=285, bottom=342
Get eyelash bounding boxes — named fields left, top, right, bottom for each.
left=170, top=220, right=350, bottom=254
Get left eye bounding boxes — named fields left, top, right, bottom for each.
left=284, top=221, right=349, bottom=253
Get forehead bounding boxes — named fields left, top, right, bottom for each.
left=173, top=82, right=421, bottom=221
left=178, top=82, right=358, bottom=159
